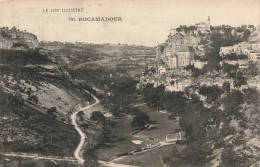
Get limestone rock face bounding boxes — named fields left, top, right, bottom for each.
left=156, top=32, right=200, bottom=69
left=0, top=27, right=39, bottom=50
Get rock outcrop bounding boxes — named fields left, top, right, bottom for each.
left=0, top=26, right=39, bottom=50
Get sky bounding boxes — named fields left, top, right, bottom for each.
left=0, top=0, right=259, bottom=46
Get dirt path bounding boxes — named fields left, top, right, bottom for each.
left=3, top=95, right=174, bottom=167
left=4, top=153, right=77, bottom=162
left=110, top=141, right=176, bottom=163
left=70, top=91, right=100, bottom=164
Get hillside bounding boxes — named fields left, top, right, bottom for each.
left=134, top=23, right=260, bottom=167
left=0, top=46, right=95, bottom=158
left=41, top=42, right=156, bottom=78
left=0, top=27, right=38, bottom=50
left=0, top=27, right=156, bottom=167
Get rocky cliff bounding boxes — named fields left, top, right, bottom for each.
left=0, top=27, right=39, bottom=50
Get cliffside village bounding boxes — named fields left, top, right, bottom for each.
left=138, top=17, right=260, bottom=93
left=0, top=26, right=39, bottom=50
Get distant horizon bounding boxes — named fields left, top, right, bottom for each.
left=0, top=22, right=258, bottom=47
left=0, top=0, right=259, bottom=47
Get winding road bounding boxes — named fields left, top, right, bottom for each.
left=3, top=92, right=102, bottom=165
left=4, top=95, right=175, bottom=167
left=70, top=91, right=100, bottom=164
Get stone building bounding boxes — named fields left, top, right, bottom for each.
left=176, top=46, right=195, bottom=67
left=167, top=46, right=195, bottom=69
left=196, top=16, right=211, bottom=33
left=250, top=41, right=260, bottom=51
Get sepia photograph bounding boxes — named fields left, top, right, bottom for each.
left=0, top=0, right=260, bottom=166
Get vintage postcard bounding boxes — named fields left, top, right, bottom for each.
left=0, top=0, right=260, bottom=167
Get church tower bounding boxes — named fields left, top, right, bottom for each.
left=207, top=16, right=211, bottom=31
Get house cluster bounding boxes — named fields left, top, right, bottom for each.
left=156, top=33, right=198, bottom=74
left=195, top=16, right=211, bottom=34
left=138, top=18, right=213, bottom=92
left=155, top=17, right=213, bottom=73
left=138, top=67, right=193, bottom=92
left=220, top=42, right=260, bottom=61
left=0, top=27, right=39, bottom=50
left=219, top=31, right=260, bottom=63
left=170, top=16, right=211, bottom=36
left=165, top=77, right=192, bottom=92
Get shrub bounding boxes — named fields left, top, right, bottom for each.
left=243, top=88, right=260, bottom=105
left=90, top=111, right=106, bottom=124
left=220, top=124, right=236, bottom=137
left=220, top=146, right=252, bottom=167
left=168, top=114, right=176, bottom=120
left=28, top=95, right=38, bottom=104
left=199, top=85, right=223, bottom=103
left=130, top=107, right=140, bottom=115
left=47, top=107, right=57, bottom=119
left=130, top=111, right=150, bottom=128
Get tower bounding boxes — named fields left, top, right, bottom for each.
left=207, top=16, right=211, bottom=31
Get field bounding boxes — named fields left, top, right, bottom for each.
left=95, top=115, right=157, bottom=161
left=136, top=105, right=180, bottom=141
left=95, top=104, right=180, bottom=163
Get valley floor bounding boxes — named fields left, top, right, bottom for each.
left=95, top=104, right=182, bottom=167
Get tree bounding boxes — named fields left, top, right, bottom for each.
left=220, top=146, right=252, bottom=167
left=163, top=91, right=186, bottom=116
left=130, top=107, right=140, bottom=115
left=6, top=93, right=24, bottom=108
left=222, top=62, right=238, bottom=77
left=98, top=124, right=111, bottom=143
left=28, top=95, right=38, bottom=104
left=223, top=90, right=244, bottom=117
left=222, top=81, right=230, bottom=93
left=90, top=111, right=106, bottom=124
left=25, top=87, right=33, bottom=96
left=176, top=27, right=182, bottom=32
left=83, top=149, right=100, bottom=167
left=170, top=80, right=175, bottom=85
left=47, top=107, right=57, bottom=118
left=180, top=142, right=210, bottom=165
left=130, top=111, right=150, bottom=128
left=243, top=88, right=260, bottom=105
left=199, top=85, right=223, bottom=103
left=233, top=71, right=247, bottom=87
left=179, top=96, right=206, bottom=142
left=247, top=61, right=259, bottom=76
left=143, top=84, right=165, bottom=110
left=203, top=48, right=221, bottom=71
left=192, top=68, right=204, bottom=77
left=80, top=123, right=88, bottom=129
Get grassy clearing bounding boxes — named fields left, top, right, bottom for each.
left=95, top=116, right=157, bottom=161
left=95, top=104, right=180, bottom=162
left=137, top=105, right=180, bottom=141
